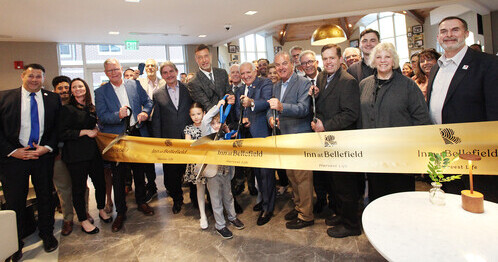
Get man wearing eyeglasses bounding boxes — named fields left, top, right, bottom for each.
left=95, top=58, right=155, bottom=232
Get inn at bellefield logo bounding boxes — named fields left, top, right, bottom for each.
left=440, top=128, right=461, bottom=144
left=164, top=140, right=173, bottom=147
left=324, top=135, right=337, bottom=147
left=233, top=140, right=243, bottom=148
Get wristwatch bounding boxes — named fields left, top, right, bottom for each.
left=251, top=100, right=255, bottom=107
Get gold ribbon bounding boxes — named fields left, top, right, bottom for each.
left=96, top=121, right=498, bottom=175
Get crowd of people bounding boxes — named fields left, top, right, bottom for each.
left=0, top=16, right=497, bottom=261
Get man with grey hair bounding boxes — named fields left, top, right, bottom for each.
left=95, top=58, right=155, bottom=232
left=343, top=47, right=361, bottom=67
left=229, top=64, right=243, bottom=93
left=290, top=46, right=305, bottom=77
left=268, top=51, right=313, bottom=229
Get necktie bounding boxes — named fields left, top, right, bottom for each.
left=28, top=93, right=39, bottom=148
left=311, top=79, right=315, bottom=85
left=325, top=75, right=333, bottom=89
left=209, top=72, right=214, bottom=83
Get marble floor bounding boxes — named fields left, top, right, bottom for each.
left=54, top=170, right=387, bottom=262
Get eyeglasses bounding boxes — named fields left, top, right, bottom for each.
left=105, top=68, right=121, bottom=74
left=300, top=60, right=316, bottom=67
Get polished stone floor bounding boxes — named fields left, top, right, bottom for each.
left=55, top=170, right=388, bottom=262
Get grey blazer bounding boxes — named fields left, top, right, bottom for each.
left=187, top=67, right=232, bottom=111
left=269, top=73, right=312, bottom=134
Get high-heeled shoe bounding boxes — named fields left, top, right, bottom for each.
left=87, top=213, right=94, bottom=224
left=81, top=226, right=99, bottom=234
left=99, top=213, right=113, bottom=223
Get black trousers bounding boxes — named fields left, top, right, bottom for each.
left=367, top=173, right=415, bottom=202
left=111, top=162, right=146, bottom=214
left=163, top=164, right=185, bottom=203
left=254, top=168, right=276, bottom=212
left=328, top=172, right=361, bottom=230
left=145, top=163, right=157, bottom=192
left=313, top=171, right=333, bottom=205
left=65, top=155, right=106, bottom=222
left=277, top=169, right=289, bottom=187
left=0, top=154, right=55, bottom=248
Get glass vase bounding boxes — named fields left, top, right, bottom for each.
left=429, top=182, right=445, bottom=206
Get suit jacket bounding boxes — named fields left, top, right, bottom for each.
left=235, top=77, right=273, bottom=138
left=0, top=87, right=61, bottom=162
left=427, top=48, right=498, bottom=123
left=59, top=104, right=100, bottom=163
left=138, top=77, right=166, bottom=99
left=187, top=67, right=232, bottom=111
left=152, top=81, right=193, bottom=139
left=316, top=67, right=360, bottom=131
left=347, top=60, right=374, bottom=83
left=95, top=79, right=153, bottom=136
left=269, top=73, right=312, bottom=135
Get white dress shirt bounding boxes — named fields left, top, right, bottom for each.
left=111, top=82, right=136, bottom=126
left=430, top=46, right=468, bottom=124
left=19, top=86, right=45, bottom=147
left=200, top=68, right=214, bottom=82
left=167, top=83, right=180, bottom=110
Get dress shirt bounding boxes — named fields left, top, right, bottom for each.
left=243, top=84, right=255, bottom=111
left=111, top=82, right=136, bottom=126
left=142, top=77, right=161, bottom=99
left=232, top=82, right=243, bottom=93
left=280, top=74, right=293, bottom=101
left=430, top=46, right=468, bottom=124
left=19, top=86, right=45, bottom=147
left=167, top=83, right=180, bottom=110
left=200, top=68, right=214, bottom=82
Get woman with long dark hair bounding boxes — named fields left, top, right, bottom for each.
left=59, top=78, right=112, bottom=234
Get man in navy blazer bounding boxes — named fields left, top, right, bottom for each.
left=0, top=64, right=61, bottom=259
left=235, top=62, right=275, bottom=225
left=427, top=17, right=498, bottom=202
left=95, top=58, right=154, bottom=232
left=268, top=52, right=314, bottom=229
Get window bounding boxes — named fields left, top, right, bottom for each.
left=361, top=12, right=410, bottom=64
left=239, top=34, right=267, bottom=63
left=98, top=44, right=122, bottom=55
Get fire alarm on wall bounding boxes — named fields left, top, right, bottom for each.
left=14, top=61, right=23, bottom=69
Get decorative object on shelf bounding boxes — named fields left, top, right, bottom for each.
left=230, top=54, right=239, bottom=62
left=311, top=24, right=347, bottom=46
left=426, top=152, right=461, bottom=205
left=459, top=153, right=484, bottom=213
left=349, top=39, right=359, bottom=48
left=415, top=40, right=424, bottom=48
left=228, top=45, right=238, bottom=53
left=412, top=25, right=423, bottom=34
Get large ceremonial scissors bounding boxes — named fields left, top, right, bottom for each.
left=102, top=106, right=140, bottom=155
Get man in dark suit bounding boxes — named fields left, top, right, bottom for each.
left=310, top=44, right=361, bottom=238
left=427, top=16, right=498, bottom=202
left=187, top=44, right=235, bottom=112
left=235, top=62, right=274, bottom=225
left=152, top=61, right=193, bottom=214
left=95, top=58, right=155, bottom=232
left=0, top=64, right=61, bottom=260
left=268, top=51, right=314, bottom=229
left=347, top=29, right=379, bottom=82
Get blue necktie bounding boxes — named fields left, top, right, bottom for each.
left=28, top=92, right=39, bottom=148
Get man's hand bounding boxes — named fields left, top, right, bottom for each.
left=242, top=117, right=251, bottom=128
left=269, top=117, right=280, bottom=129
left=240, top=95, right=254, bottom=108
left=137, top=112, right=148, bottom=123
left=33, top=143, right=50, bottom=157
left=308, top=85, right=319, bottom=96
left=267, top=98, right=283, bottom=112
left=119, top=106, right=129, bottom=119
left=227, top=94, right=235, bottom=105
left=10, top=146, right=38, bottom=160
left=311, top=118, right=325, bottom=132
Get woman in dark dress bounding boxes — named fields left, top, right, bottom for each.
left=59, top=78, right=112, bottom=234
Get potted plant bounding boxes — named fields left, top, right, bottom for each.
left=426, top=152, right=461, bottom=205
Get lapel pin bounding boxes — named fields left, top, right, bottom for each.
left=462, top=65, right=469, bottom=70
left=44, top=92, right=48, bottom=96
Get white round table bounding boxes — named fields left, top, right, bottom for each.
left=362, top=192, right=498, bottom=262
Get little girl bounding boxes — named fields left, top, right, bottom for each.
left=184, top=102, right=209, bottom=229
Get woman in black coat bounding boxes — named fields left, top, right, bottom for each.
left=59, top=78, right=112, bottom=234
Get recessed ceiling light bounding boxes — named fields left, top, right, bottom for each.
left=198, top=35, right=207, bottom=38
left=244, top=11, right=258, bottom=15
left=125, top=0, right=141, bottom=2
left=109, top=31, right=120, bottom=35
left=402, top=10, right=407, bottom=14
left=348, top=24, right=353, bottom=28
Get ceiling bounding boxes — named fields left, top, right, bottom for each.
left=1, top=0, right=496, bottom=46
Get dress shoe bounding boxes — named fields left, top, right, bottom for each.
left=327, top=224, right=361, bottom=238
left=257, top=211, right=273, bottom=226
left=144, top=189, right=157, bottom=203
left=41, top=234, right=59, bottom=252
left=248, top=186, right=258, bottom=196
left=99, top=213, right=113, bottom=223
left=234, top=199, right=243, bottom=214
left=286, top=218, right=314, bottom=229
left=253, top=201, right=263, bottom=212
left=172, top=201, right=182, bottom=214
left=216, top=227, right=233, bottom=239
left=112, top=214, right=126, bottom=232
left=61, top=221, right=73, bottom=236
left=9, top=241, right=24, bottom=262
left=325, top=215, right=342, bottom=227
left=81, top=225, right=100, bottom=234
left=284, top=209, right=298, bottom=221
left=314, top=199, right=327, bottom=214
left=138, top=203, right=155, bottom=216
left=229, top=218, right=245, bottom=230
left=87, top=213, right=94, bottom=224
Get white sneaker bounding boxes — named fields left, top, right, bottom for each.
left=200, top=217, right=208, bottom=230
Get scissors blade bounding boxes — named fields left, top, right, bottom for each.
left=102, top=132, right=126, bottom=155
left=190, top=133, right=217, bottom=147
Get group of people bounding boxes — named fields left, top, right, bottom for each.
left=0, top=15, right=497, bottom=261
